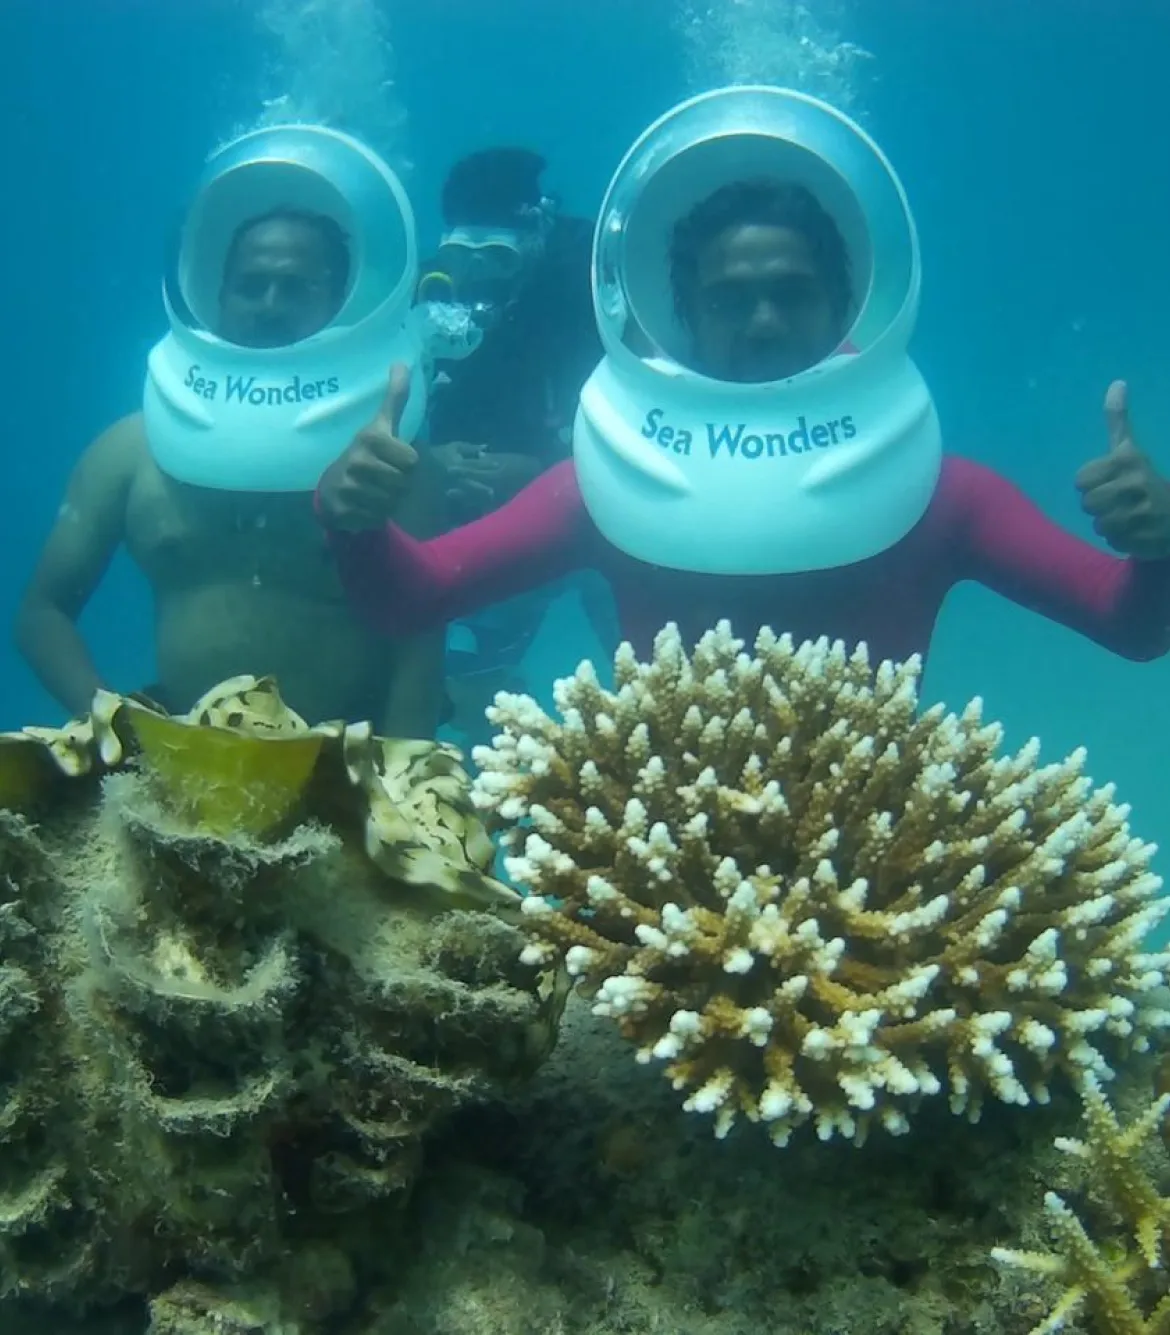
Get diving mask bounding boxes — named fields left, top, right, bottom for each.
left=418, top=199, right=556, bottom=324
left=417, top=227, right=527, bottom=325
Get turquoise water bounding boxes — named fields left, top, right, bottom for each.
left=3, top=5, right=1170, bottom=1330
left=2, top=0, right=1168, bottom=883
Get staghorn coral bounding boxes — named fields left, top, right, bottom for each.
left=0, top=677, right=561, bottom=1332
left=471, top=621, right=1170, bottom=1148
left=992, top=1075, right=1170, bottom=1334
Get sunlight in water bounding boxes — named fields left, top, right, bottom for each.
left=675, top=0, right=873, bottom=111
left=225, top=0, right=412, bottom=173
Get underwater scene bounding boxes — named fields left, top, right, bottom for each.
left=3, top=1, right=1170, bottom=1332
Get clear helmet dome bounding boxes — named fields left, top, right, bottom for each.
left=593, top=85, right=920, bottom=384
left=144, top=124, right=432, bottom=493
left=165, top=122, right=418, bottom=347
left=574, top=86, right=941, bottom=576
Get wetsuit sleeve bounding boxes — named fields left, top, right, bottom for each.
left=321, top=461, right=592, bottom=635
left=949, top=455, right=1170, bottom=661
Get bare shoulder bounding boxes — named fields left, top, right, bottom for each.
left=87, top=411, right=149, bottom=472
left=66, top=412, right=151, bottom=503
left=27, top=414, right=150, bottom=591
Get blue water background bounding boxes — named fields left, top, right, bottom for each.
left=2, top=0, right=1168, bottom=895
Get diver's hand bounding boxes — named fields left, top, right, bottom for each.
left=432, top=441, right=501, bottom=516
left=1075, top=380, right=1170, bottom=561
left=317, top=365, right=419, bottom=532
left=488, top=451, right=544, bottom=499
left=433, top=443, right=543, bottom=519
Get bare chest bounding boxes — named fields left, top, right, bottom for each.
left=124, top=462, right=340, bottom=596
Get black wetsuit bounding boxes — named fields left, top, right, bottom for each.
left=425, top=215, right=601, bottom=465
left=424, top=216, right=603, bottom=701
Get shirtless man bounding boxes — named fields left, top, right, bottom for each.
left=14, top=209, right=444, bottom=733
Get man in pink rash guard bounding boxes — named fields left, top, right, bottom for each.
left=316, top=179, right=1170, bottom=669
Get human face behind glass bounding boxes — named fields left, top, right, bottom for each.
left=218, top=216, right=345, bottom=349
left=688, top=223, right=844, bottom=383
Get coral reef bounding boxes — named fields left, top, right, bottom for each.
left=5, top=637, right=1167, bottom=1335
left=992, top=1074, right=1170, bottom=1334
left=471, top=622, right=1170, bottom=1147
left=0, top=677, right=561, bottom=1331
left=0, top=994, right=1141, bottom=1335
left=370, top=994, right=1093, bottom=1335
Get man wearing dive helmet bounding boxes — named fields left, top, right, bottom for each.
left=14, top=127, right=448, bottom=735
left=414, top=147, right=617, bottom=745
left=316, top=88, right=1170, bottom=673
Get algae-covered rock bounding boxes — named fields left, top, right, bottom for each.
left=147, top=1280, right=291, bottom=1335
left=370, top=994, right=1099, bottom=1335
left=0, top=679, right=564, bottom=1328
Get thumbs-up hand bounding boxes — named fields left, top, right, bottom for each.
left=317, top=364, right=420, bottom=532
left=1074, top=380, right=1170, bottom=561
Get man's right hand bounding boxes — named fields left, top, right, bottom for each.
left=317, top=364, right=418, bottom=531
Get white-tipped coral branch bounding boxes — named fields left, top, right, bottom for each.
left=992, top=1074, right=1170, bottom=1334
left=471, top=621, right=1170, bottom=1147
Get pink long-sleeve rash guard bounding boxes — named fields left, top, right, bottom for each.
left=324, top=456, right=1170, bottom=667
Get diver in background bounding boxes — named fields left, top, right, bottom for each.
left=422, top=147, right=599, bottom=506
left=418, top=147, right=618, bottom=746
left=14, top=206, right=446, bottom=733
left=316, top=174, right=1170, bottom=666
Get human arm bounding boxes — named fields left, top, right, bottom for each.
left=430, top=440, right=546, bottom=522
left=322, top=461, right=592, bottom=638
left=950, top=456, right=1170, bottom=661
left=13, top=415, right=142, bottom=716
left=316, top=362, right=594, bottom=638
left=372, top=452, right=447, bottom=739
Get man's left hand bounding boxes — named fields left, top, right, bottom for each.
left=1075, top=380, right=1170, bottom=561
left=434, top=443, right=544, bottom=520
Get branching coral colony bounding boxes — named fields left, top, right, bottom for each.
left=993, top=1075, right=1170, bottom=1335
left=470, top=621, right=1170, bottom=1148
